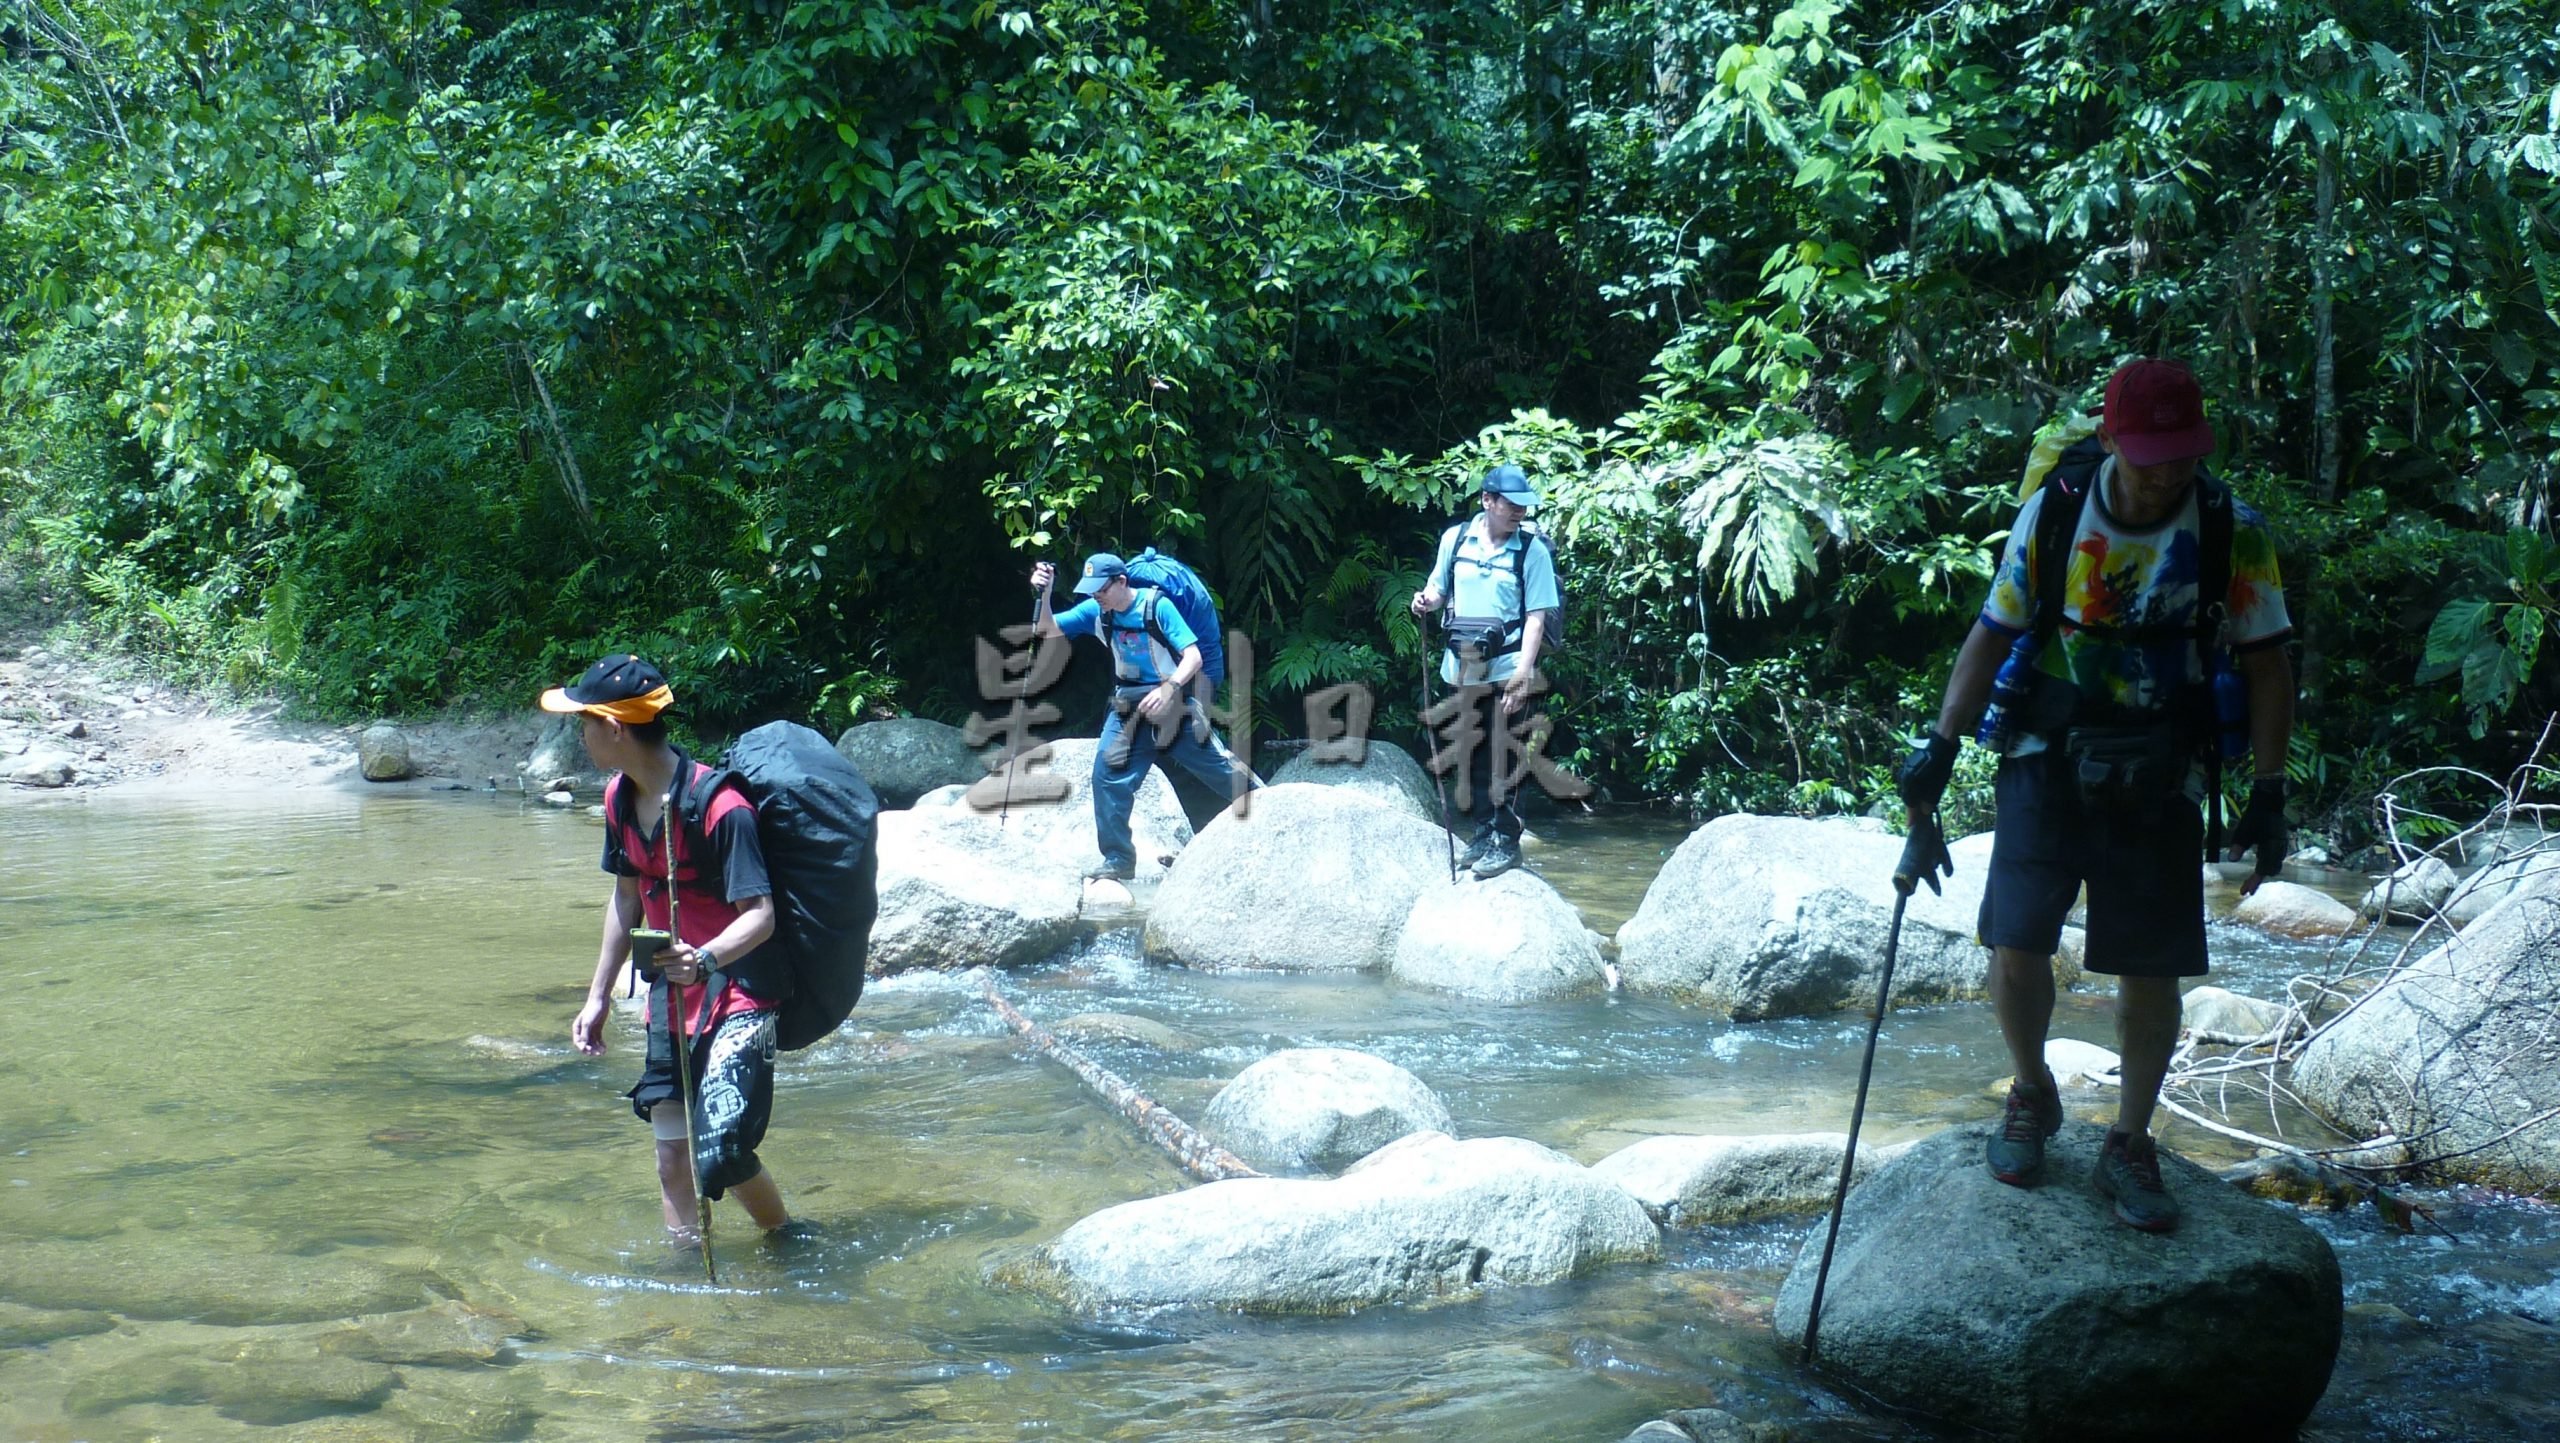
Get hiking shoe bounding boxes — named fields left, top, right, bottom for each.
left=1471, top=833, right=1522, bottom=879
left=2092, top=1129, right=2181, bottom=1233
left=1454, top=824, right=1495, bottom=869
left=1083, top=859, right=1136, bottom=883
left=1985, top=1072, right=2064, bottom=1186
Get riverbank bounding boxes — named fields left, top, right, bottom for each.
left=0, top=578, right=544, bottom=797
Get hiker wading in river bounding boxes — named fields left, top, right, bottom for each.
left=1898, top=360, right=2295, bottom=1233
left=551, top=655, right=792, bottom=1241
left=1030, top=553, right=1258, bottom=882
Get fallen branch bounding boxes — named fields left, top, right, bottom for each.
left=971, top=967, right=1265, bottom=1184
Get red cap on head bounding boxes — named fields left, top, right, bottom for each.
left=2102, top=359, right=2215, bottom=467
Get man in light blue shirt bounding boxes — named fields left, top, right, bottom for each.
left=1031, top=552, right=1256, bottom=881
left=1409, top=464, right=1562, bottom=878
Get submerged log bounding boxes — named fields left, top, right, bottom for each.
left=972, top=968, right=1264, bottom=1183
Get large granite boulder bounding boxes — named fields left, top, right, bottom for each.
left=1592, top=1132, right=1910, bottom=1226
left=1144, top=783, right=1449, bottom=971
left=1392, top=869, right=1607, bottom=1003
left=1270, top=739, right=1442, bottom=823
left=2294, top=866, right=2560, bottom=1190
left=2231, top=879, right=2360, bottom=938
left=357, top=723, right=413, bottom=781
left=2181, top=985, right=2299, bottom=1045
left=2444, top=849, right=2560, bottom=927
left=1200, top=1048, right=1453, bottom=1174
left=868, top=808, right=1085, bottom=973
left=945, top=736, right=1195, bottom=879
left=523, top=712, right=598, bottom=788
left=1035, top=1132, right=1659, bottom=1312
left=1773, top=1124, right=2342, bottom=1442
left=833, top=717, right=985, bottom=807
left=8, top=748, right=75, bottom=787
left=1616, top=816, right=2079, bottom=1019
left=2357, top=854, right=2459, bottom=920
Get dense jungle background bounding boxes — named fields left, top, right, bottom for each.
left=4, top=0, right=2556, bottom=842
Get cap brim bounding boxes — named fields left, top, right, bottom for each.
left=2112, top=424, right=2214, bottom=467
left=1073, top=578, right=1112, bottom=595
left=538, top=687, right=590, bottom=715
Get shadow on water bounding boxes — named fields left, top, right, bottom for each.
left=0, top=792, right=2552, bottom=1440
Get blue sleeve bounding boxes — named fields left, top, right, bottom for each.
left=1523, top=536, right=1562, bottom=613
left=1052, top=598, right=1101, bottom=639
left=1151, top=593, right=1199, bottom=653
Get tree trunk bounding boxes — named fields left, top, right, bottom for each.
left=2311, top=144, right=2340, bottom=503
left=974, top=969, right=1265, bottom=1184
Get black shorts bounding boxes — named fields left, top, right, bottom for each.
left=1978, top=747, right=2207, bottom=978
left=628, top=1009, right=776, bottom=1199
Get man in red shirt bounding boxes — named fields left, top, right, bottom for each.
left=548, top=655, right=792, bottom=1241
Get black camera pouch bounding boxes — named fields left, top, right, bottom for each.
left=2063, top=723, right=2187, bottom=819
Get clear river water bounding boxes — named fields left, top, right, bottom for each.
left=1, top=789, right=2555, bottom=1441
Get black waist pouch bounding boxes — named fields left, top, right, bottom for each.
left=2063, top=723, right=2190, bottom=818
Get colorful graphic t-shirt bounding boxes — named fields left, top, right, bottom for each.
left=1053, top=591, right=1199, bottom=685
left=1980, top=460, right=2290, bottom=723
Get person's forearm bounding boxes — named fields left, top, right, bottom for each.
left=1932, top=621, right=2010, bottom=742
left=1515, top=613, right=1545, bottom=679
left=1164, top=647, right=1201, bottom=690
left=1032, top=588, right=1060, bottom=639
left=2242, top=648, right=2295, bottom=780
left=696, top=899, right=776, bottom=967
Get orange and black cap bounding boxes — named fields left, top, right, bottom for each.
left=538, top=654, right=674, bottom=724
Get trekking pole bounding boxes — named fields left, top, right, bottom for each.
left=1001, top=585, right=1043, bottom=826
left=1802, top=810, right=1944, bottom=1365
left=1417, top=630, right=1459, bottom=884
left=662, top=788, right=716, bottom=1285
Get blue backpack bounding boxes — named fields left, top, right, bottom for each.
left=1109, top=547, right=1227, bottom=683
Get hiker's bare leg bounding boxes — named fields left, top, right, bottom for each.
left=730, top=1168, right=790, bottom=1230
left=655, top=1138, right=703, bottom=1241
left=2111, top=975, right=2181, bottom=1137
left=1989, top=945, right=2056, bottom=1087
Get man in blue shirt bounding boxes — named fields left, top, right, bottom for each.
left=1031, top=552, right=1257, bottom=881
left=1409, top=464, right=1563, bottom=878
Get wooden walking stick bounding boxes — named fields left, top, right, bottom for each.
left=663, top=783, right=716, bottom=1284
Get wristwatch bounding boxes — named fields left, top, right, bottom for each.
left=694, top=946, right=718, bottom=975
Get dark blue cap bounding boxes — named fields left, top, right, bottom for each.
left=1481, top=463, right=1539, bottom=507
left=1073, top=552, right=1129, bottom=595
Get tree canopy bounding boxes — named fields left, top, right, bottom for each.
left=5, top=0, right=2556, bottom=841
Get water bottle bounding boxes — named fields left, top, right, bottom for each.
left=1976, top=630, right=2042, bottom=752
left=2209, top=650, right=2250, bottom=762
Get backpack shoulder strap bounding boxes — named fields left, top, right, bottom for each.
left=1510, top=528, right=1554, bottom=623
left=1440, top=519, right=1482, bottom=596
left=2031, top=460, right=2095, bottom=649
left=1135, top=587, right=1176, bottom=656
left=2194, top=472, right=2234, bottom=650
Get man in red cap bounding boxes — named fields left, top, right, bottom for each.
left=543, top=654, right=792, bottom=1243
left=1895, top=360, right=2295, bottom=1232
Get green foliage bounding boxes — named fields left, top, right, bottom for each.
left=1, top=0, right=2554, bottom=839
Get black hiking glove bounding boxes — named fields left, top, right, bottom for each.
left=1895, top=732, right=1960, bottom=817
left=2227, top=778, right=2289, bottom=887
left=1896, top=810, right=1954, bottom=897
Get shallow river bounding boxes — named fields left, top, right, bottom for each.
left=2, top=791, right=2555, bottom=1441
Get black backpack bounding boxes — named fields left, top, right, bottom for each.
left=673, top=721, right=880, bottom=1051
